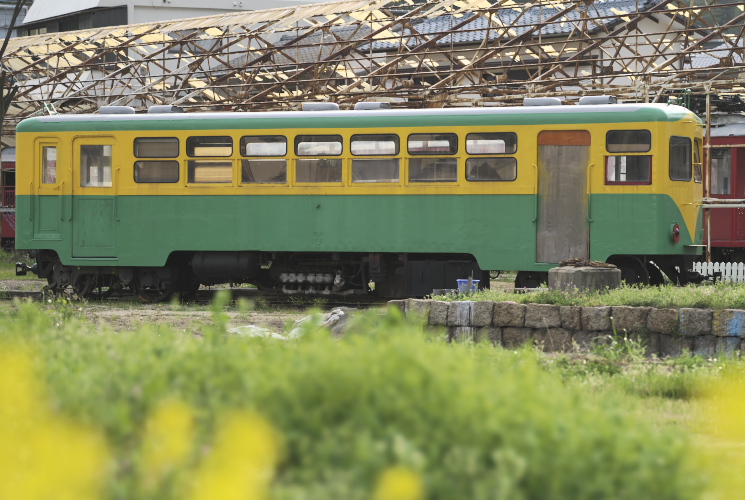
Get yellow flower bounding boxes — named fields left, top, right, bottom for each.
left=141, top=399, right=196, bottom=489
left=187, top=411, right=280, bottom=500
left=0, top=345, right=109, bottom=500
left=373, top=467, right=424, bottom=500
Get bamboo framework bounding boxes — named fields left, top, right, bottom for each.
left=1, top=0, right=744, bottom=144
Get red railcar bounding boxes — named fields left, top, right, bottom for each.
left=707, top=116, right=745, bottom=261
left=1, top=147, right=16, bottom=250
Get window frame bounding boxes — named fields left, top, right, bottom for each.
left=604, top=155, right=652, bottom=185
left=669, top=136, right=693, bottom=182
left=240, top=135, right=287, bottom=158
left=134, top=160, right=180, bottom=184
left=134, top=137, right=180, bottom=159
left=294, top=135, right=343, bottom=157
left=41, top=145, right=57, bottom=185
left=465, top=132, right=518, bottom=155
left=407, top=133, right=458, bottom=156
left=606, top=130, right=652, bottom=153
left=186, top=136, right=233, bottom=158
left=465, top=157, right=517, bottom=182
left=350, top=134, right=400, bottom=156
left=241, top=159, right=288, bottom=185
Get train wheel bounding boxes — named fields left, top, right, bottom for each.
left=608, top=257, right=649, bottom=286
left=72, top=275, right=94, bottom=298
left=86, top=275, right=122, bottom=300
left=134, top=283, right=174, bottom=303
left=515, top=271, right=547, bottom=289
left=645, top=262, right=665, bottom=286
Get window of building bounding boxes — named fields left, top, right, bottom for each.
left=352, top=159, right=400, bottom=183
left=670, top=136, right=692, bottom=181
left=711, top=148, right=732, bottom=195
left=135, top=161, right=180, bottom=183
left=605, top=155, right=652, bottom=184
left=242, top=160, right=287, bottom=184
left=80, top=145, right=112, bottom=187
left=135, top=137, right=179, bottom=158
left=42, top=146, right=56, bottom=184
left=409, top=158, right=457, bottom=182
left=408, top=133, right=457, bottom=155
left=351, top=134, right=399, bottom=156
left=188, top=160, right=232, bottom=183
left=466, top=133, right=517, bottom=154
left=186, top=136, right=233, bottom=157
left=466, top=157, right=516, bottom=181
left=295, top=135, right=343, bottom=156
left=241, top=136, right=287, bottom=157
left=296, top=159, right=342, bottom=183
left=606, top=130, right=652, bottom=153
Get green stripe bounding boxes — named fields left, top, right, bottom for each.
left=17, top=107, right=690, bottom=133
left=17, top=193, right=700, bottom=269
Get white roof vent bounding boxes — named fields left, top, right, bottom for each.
left=99, top=106, right=135, bottom=115
left=523, top=97, right=563, bottom=106
left=302, top=102, right=339, bottom=111
left=148, top=105, right=184, bottom=114
left=354, top=102, right=392, bottom=110
left=579, top=95, right=618, bottom=105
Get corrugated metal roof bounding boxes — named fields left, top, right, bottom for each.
left=22, top=0, right=101, bottom=25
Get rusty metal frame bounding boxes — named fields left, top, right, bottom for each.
left=0, top=0, right=743, bottom=144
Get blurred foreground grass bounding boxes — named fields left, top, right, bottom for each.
left=0, top=294, right=743, bottom=500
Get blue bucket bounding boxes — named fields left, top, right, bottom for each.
left=457, top=279, right=480, bottom=294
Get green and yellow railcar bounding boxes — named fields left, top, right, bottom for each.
left=15, top=100, right=703, bottom=299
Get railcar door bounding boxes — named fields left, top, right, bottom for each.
left=709, top=147, right=734, bottom=243
left=71, top=137, right=118, bottom=258
left=536, top=130, right=591, bottom=263
left=33, top=140, right=61, bottom=241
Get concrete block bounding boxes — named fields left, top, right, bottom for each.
left=405, top=299, right=431, bottom=322
left=448, top=301, right=474, bottom=326
left=548, top=266, right=621, bottom=292
left=524, top=304, right=561, bottom=329
left=559, top=306, right=582, bottom=331
left=611, top=306, right=651, bottom=333
left=712, top=309, right=745, bottom=337
left=693, top=336, right=718, bottom=358
left=387, top=300, right=406, bottom=314
left=429, top=301, right=449, bottom=326
left=501, top=327, right=533, bottom=349
left=474, top=327, right=501, bottom=346
left=719, top=337, right=742, bottom=357
left=449, top=326, right=475, bottom=343
left=534, top=328, right=572, bottom=353
left=659, top=334, right=693, bottom=358
left=472, top=301, right=496, bottom=327
left=679, top=308, right=712, bottom=337
left=647, top=308, right=679, bottom=335
left=627, top=332, right=660, bottom=357
left=581, top=306, right=611, bottom=331
left=493, top=301, right=526, bottom=327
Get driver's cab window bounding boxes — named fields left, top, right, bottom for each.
left=80, top=145, right=112, bottom=187
left=42, top=146, right=57, bottom=184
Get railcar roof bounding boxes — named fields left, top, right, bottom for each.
left=17, top=103, right=699, bottom=133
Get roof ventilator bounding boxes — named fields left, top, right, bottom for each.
left=148, top=105, right=185, bottom=114
left=354, top=102, right=392, bottom=110
left=523, top=97, right=563, bottom=106
left=578, top=95, right=618, bottom=105
left=99, top=106, right=136, bottom=114
left=301, top=102, right=339, bottom=111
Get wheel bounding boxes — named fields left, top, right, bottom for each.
left=489, top=270, right=500, bottom=279
left=72, top=274, right=94, bottom=298
left=645, top=262, right=665, bottom=286
left=85, top=274, right=122, bottom=300
left=133, top=279, right=175, bottom=303
left=608, top=257, right=649, bottom=286
left=515, top=271, right=547, bottom=289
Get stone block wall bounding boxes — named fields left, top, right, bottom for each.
left=388, top=299, right=745, bottom=358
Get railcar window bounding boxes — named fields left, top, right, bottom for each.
left=605, top=156, right=651, bottom=184
left=466, top=158, right=516, bottom=181
left=295, top=135, right=343, bottom=156
left=134, top=137, right=179, bottom=158
left=409, top=158, right=458, bottom=182
left=606, top=130, right=651, bottom=153
left=186, top=136, right=233, bottom=157
left=408, top=134, right=457, bottom=155
left=466, top=133, right=517, bottom=155
left=135, top=161, right=179, bottom=183
left=670, top=136, right=692, bottom=181
left=694, top=138, right=702, bottom=183
left=711, top=148, right=732, bottom=195
left=188, top=160, right=233, bottom=183
left=80, top=145, right=112, bottom=187
left=352, top=159, right=400, bottom=183
left=350, top=134, right=399, bottom=156
left=296, top=159, right=342, bottom=183
left=242, top=160, right=287, bottom=184
left=241, top=136, right=286, bottom=157
left=42, top=146, right=57, bottom=184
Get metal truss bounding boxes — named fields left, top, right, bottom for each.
left=1, top=0, right=744, bottom=144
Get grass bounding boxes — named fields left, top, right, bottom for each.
left=438, top=281, right=745, bottom=310
left=0, top=249, right=35, bottom=281
left=4, top=295, right=737, bottom=500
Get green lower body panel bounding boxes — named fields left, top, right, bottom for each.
left=16, top=193, right=701, bottom=269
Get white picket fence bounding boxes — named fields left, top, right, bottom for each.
left=692, top=262, right=745, bottom=282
